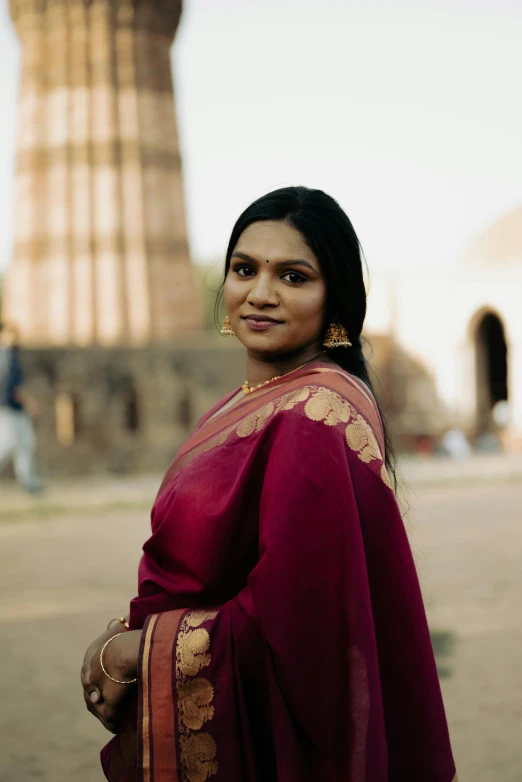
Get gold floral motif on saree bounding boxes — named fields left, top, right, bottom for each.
left=176, top=609, right=219, bottom=782
left=178, top=628, right=212, bottom=677
left=232, top=385, right=392, bottom=489
left=184, top=609, right=219, bottom=628
left=178, top=678, right=215, bottom=731
left=304, top=386, right=351, bottom=426
left=168, top=384, right=392, bottom=491
left=345, top=419, right=381, bottom=462
left=274, top=386, right=311, bottom=412
left=179, top=733, right=217, bottom=782
left=236, top=401, right=275, bottom=438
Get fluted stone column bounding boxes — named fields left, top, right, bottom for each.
left=5, top=0, right=202, bottom=345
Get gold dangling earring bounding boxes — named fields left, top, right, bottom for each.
left=323, top=322, right=352, bottom=349
left=220, top=315, right=235, bottom=337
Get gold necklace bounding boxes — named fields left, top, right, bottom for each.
left=241, top=353, right=324, bottom=396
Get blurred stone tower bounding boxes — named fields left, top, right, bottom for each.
left=5, top=0, right=202, bottom=346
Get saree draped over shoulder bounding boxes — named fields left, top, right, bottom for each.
left=101, top=361, right=456, bottom=782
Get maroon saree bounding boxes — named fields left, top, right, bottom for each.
left=101, top=359, right=457, bottom=782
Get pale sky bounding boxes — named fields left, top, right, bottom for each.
left=1, top=0, right=521, bottom=275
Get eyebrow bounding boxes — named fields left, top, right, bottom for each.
left=231, top=251, right=317, bottom=272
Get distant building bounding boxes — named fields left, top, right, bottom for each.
left=365, top=206, right=522, bottom=450
left=1, top=0, right=228, bottom=477
left=4, top=0, right=202, bottom=345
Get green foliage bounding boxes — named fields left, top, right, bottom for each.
left=195, top=261, right=225, bottom=331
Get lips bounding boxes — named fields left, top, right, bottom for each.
left=241, top=315, right=281, bottom=323
left=242, top=315, right=283, bottom=331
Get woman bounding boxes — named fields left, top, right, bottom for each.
left=81, top=186, right=457, bottom=782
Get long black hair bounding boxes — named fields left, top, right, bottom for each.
left=217, top=185, right=397, bottom=489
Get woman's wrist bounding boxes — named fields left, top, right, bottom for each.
left=107, top=615, right=130, bottom=631
left=105, top=630, right=142, bottom=681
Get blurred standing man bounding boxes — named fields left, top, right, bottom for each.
left=0, top=322, right=43, bottom=493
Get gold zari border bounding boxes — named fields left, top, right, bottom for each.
left=176, top=385, right=391, bottom=490
left=175, top=609, right=219, bottom=782
left=141, top=613, right=159, bottom=782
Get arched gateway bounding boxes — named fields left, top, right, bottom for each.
left=473, top=310, right=508, bottom=434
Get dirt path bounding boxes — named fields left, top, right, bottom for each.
left=410, top=482, right=522, bottom=782
left=0, top=480, right=521, bottom=781
left=0, top=508, right=150, bottom=782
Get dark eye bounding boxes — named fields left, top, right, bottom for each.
left=234, top=264, right=255, bottom=277
left=282, top=271, right=307, bottom=284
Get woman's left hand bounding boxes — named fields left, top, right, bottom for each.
left=81, top=628, right=142, bottom=733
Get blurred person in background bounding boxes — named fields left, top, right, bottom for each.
left=81, top=187, right=457, bottom=782
left=0, top=321, right=42, bottom=493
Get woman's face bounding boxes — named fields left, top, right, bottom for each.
left=223, top=220, right=327, bottom=358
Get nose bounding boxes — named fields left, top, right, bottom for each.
left=246, top=272, right=279, bottom=308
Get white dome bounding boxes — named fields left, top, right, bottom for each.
left=463, top=206, right=522, bottom=265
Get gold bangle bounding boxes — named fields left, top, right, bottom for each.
left=107, top=616, right=129, bottom=630
left=100, top=633, right=137, bottom=685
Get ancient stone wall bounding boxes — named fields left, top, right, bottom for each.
left=10, top=341, right=244, bottom=477
left=0, top=330, right=452, bottom=482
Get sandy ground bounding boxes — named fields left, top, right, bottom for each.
left=0, top=465, right=521, bottom=781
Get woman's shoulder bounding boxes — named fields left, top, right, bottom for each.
left=273, top=379, right=382, bottom=444
left=259, top=376, right=391, bottom=490
left=271, top=365, right=383, bottom=440
left=308, top=362, right=377, bottom=410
